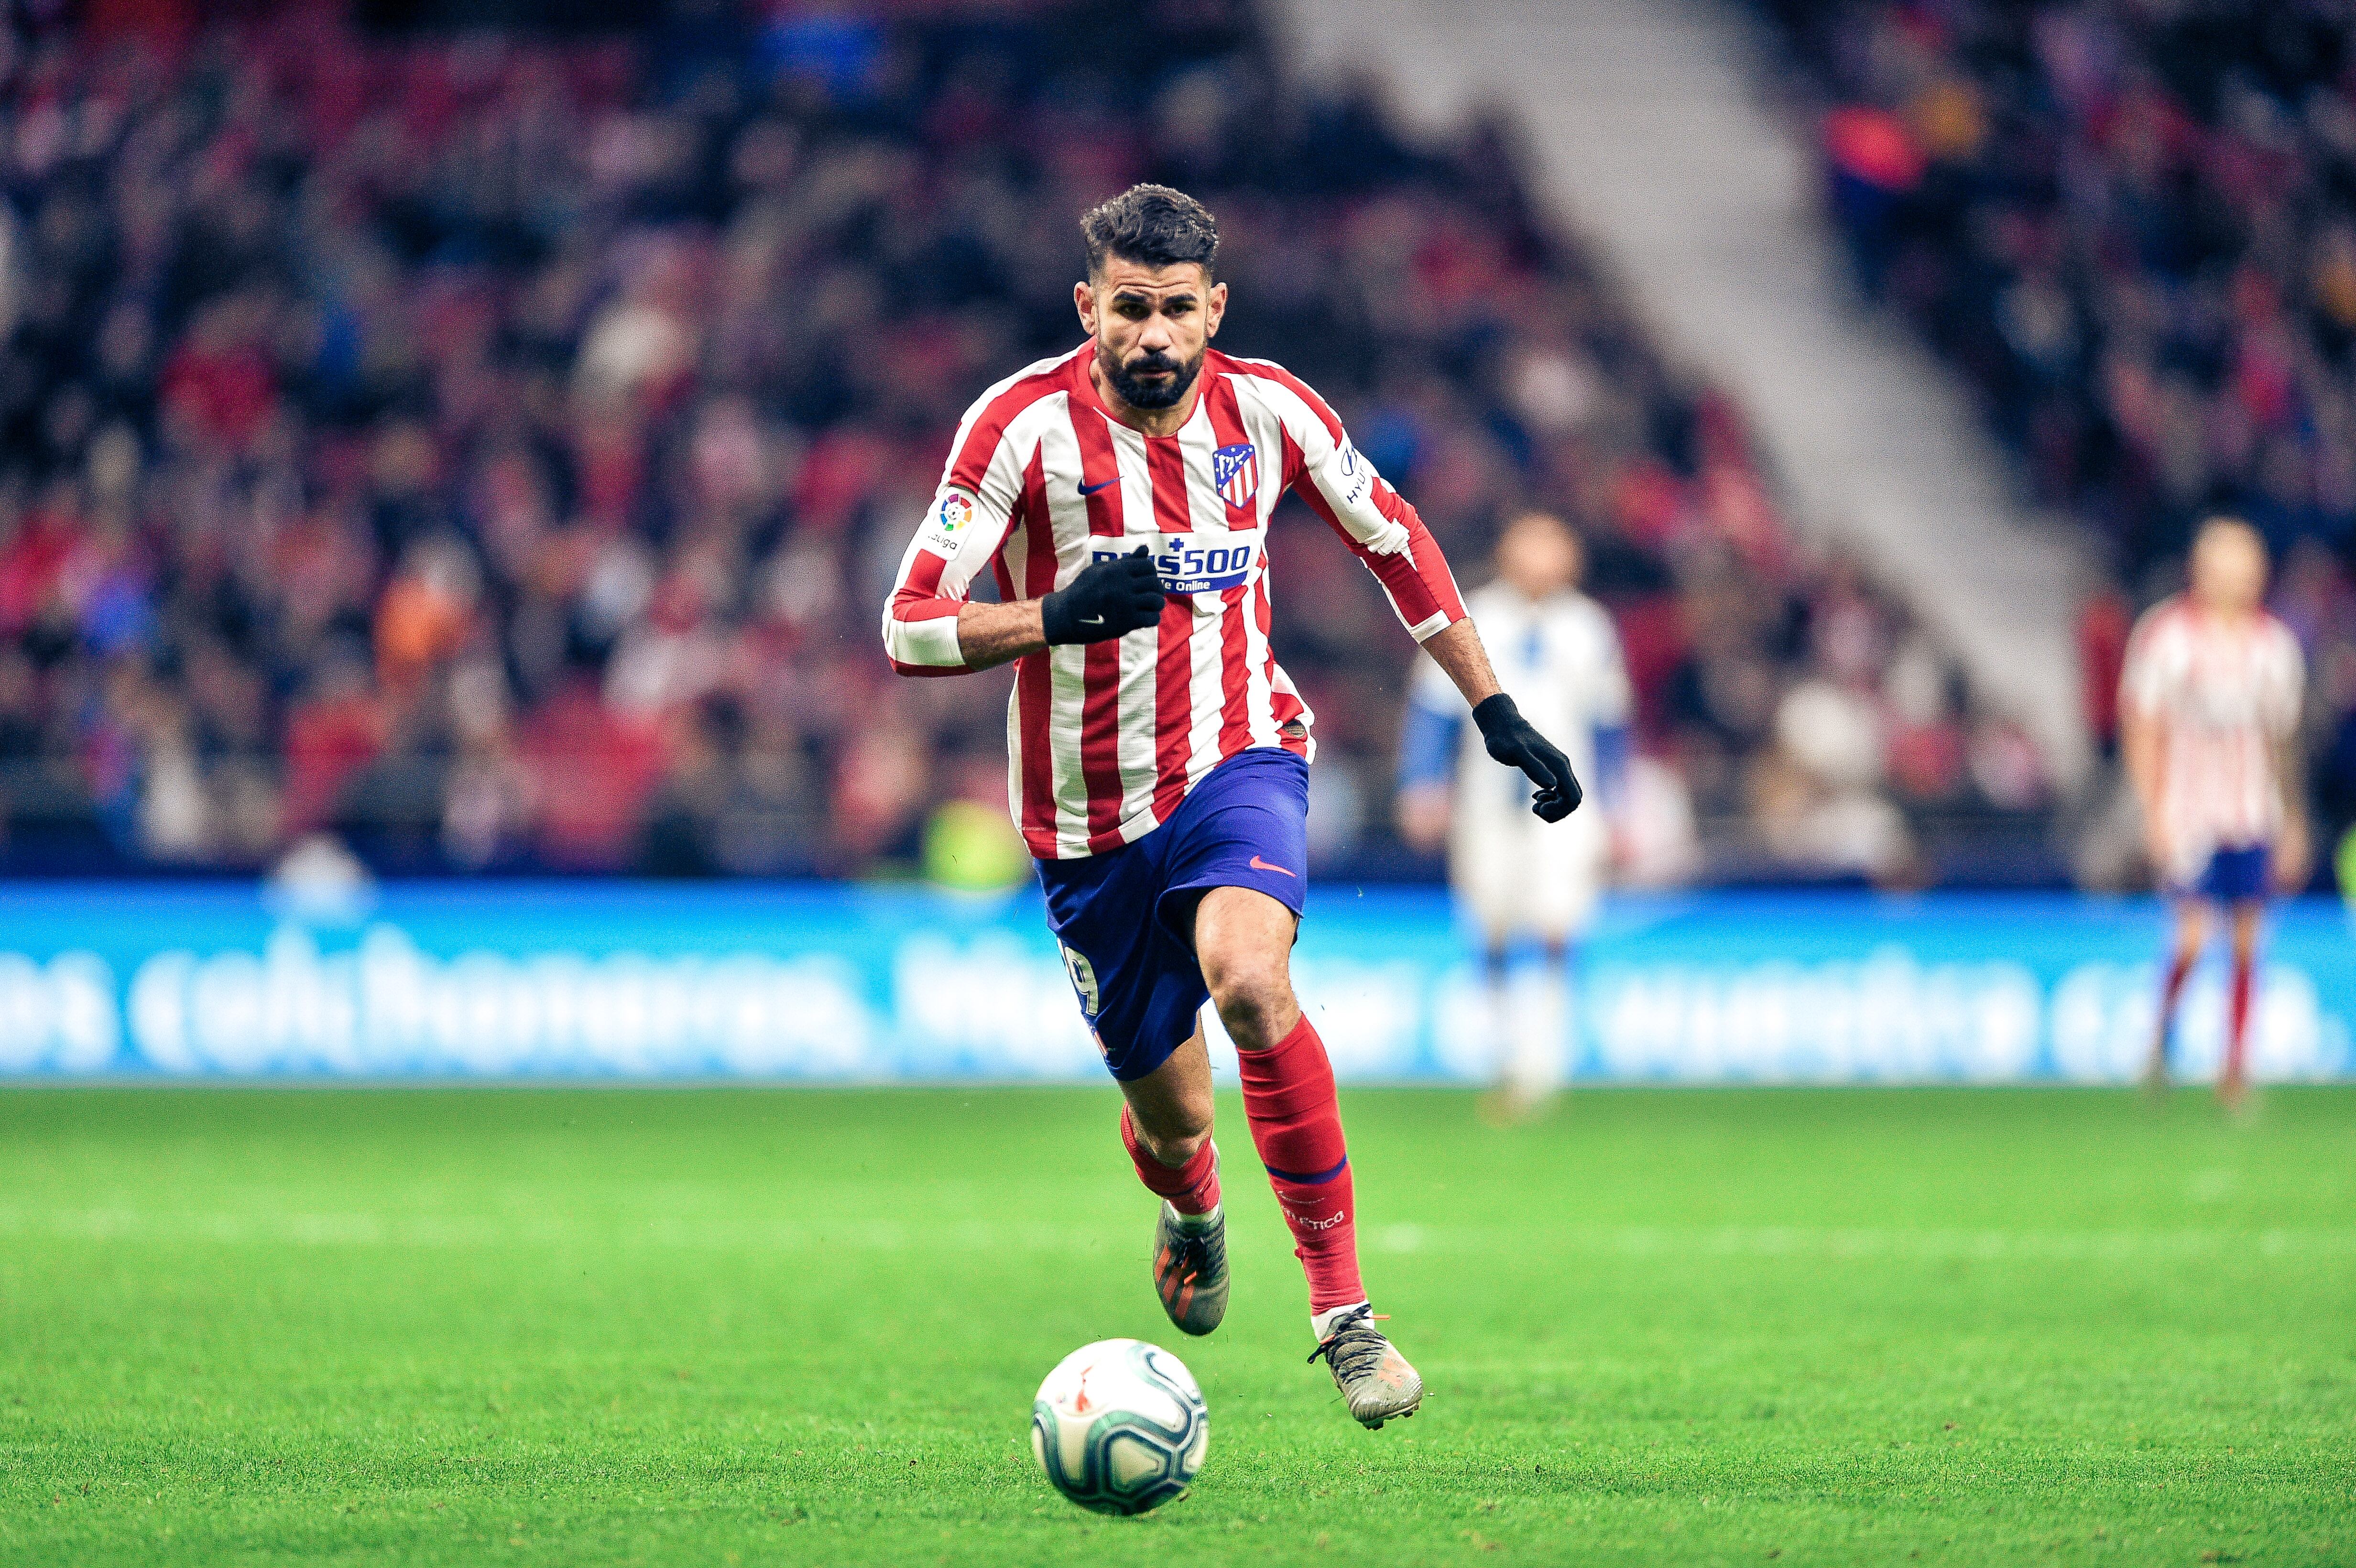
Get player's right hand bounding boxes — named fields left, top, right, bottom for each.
left=1041, top=548, right=1167, bottom=645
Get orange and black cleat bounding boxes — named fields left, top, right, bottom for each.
left=1151, top=1201, right=1229, bottom=1337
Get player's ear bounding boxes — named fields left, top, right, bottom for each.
left=1206, top=279, right=1227, bottom=338
left=1074, top=278, right=1097, bottom=334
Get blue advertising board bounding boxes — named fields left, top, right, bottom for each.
left=0, top=884, right=2345, bottom=1083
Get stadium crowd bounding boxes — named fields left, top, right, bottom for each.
left=1778, top=0, right=2356, bottom=876
left=0, top=0, right=2040, bottom=882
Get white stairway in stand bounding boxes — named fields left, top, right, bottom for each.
left=1280, top=0, right=2093, bottom=789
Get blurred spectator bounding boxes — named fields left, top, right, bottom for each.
left=1771, top=0, right=2356, bottom=883
left=0, top=0, right=2033, bottom=883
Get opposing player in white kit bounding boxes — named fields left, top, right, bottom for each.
left=2121, top=517, right=2309, bottom=1110
left=1397, top=512, right=1631, bottom=1111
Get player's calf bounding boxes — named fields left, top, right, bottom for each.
left=1234, top=1016, right=1367, bottom=1318
left=1120, top=1102, right=1228, bottom=1335
left=1120, top=1102, right=1220, bottom=1215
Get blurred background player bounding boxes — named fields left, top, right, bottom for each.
left=1397, top=512, right=1631, bottom=1114
left=2121, top=518, right=2308, bottom=1111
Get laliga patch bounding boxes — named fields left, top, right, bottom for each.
left=922, top=490, right=976, bottom=552
left=1212, top=442, right=1258, bottom=509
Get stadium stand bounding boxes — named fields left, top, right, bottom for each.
left=1764, top=0, right=2356, bottom=879
left=0, top=0, right=2045, bottom=882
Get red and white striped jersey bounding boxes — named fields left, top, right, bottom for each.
left=2120, top=596, right=2304, bottom=870
left=884, top=343, right=1467, bottom=859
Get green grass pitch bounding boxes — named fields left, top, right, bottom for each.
left=1, top=1085, right=2350, bottom=1567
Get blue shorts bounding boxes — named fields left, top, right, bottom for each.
left=1036, top=748, right=1309, bottom=1081
left=2192, top=843, right=2270, bottom=904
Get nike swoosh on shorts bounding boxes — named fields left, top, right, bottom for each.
left=1249, top=855, right=1297, bottom=878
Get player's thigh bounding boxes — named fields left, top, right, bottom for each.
left=1457, top=816, right=1595, bottom=939
left=1190, top=886, right=1299, bottom=1005
left=1526, top=838, right=1602, bottom=940
left=1450, top=834, right=1524, bottom=936
left=1531, top=882, right=1598, bottom=950
left=1120, top=1024, right=1214, bottom=1146
left=2170, top=897, right=2210, bottom=955
left=1040, top=849, right=1211, bottom=1083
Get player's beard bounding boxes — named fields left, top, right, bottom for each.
left=1102, top=342, right=1203, bottom=411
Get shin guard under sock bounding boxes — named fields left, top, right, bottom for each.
left=1237, top=1016, right=1364, bottom=1315
left=1119, top=1104, right=1221, bottom=1216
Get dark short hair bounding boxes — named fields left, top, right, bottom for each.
left=1080, top=185, right=1220, bottom=280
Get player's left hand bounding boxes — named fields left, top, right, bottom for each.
left=1472, top=693, right=1582, bottom=822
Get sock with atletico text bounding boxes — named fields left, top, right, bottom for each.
left=1236, top=1015, right=1366, bottom=1326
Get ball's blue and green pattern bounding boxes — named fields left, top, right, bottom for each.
left=1030, top=1339, right=1209, bottom=1516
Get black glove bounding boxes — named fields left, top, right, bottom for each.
left=1472, top=693, right=1582, bottom=823
left=1040, top=548, right=1166, bottom=645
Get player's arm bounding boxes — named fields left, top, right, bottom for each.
left=1589, top=614, right=1637, bottom=817
left=1259, top=371, right=1468, bottom=645
left=883, top=415, right=1162, bottom=674
left=888, top=535, right=1165, bottom=674
left=1592, top=724, right=1633, bottom=810
left=1394, top=645, right=1466, bottom=853
left=2269, top=633, right=2311, bottom=891
left=1246, top=361, right=1582, bottom=818
left=884, top=489, right=1017, bottom=676
left=1421, top=620, right=1582, bottom=820
left=946, top=555, right=1166, bottom=670
left=2273, top=730, right=2312, bottom=891
left=2117, top=615, right=2172, bottom=872
left=2121, top=704, right=2175, bottom=879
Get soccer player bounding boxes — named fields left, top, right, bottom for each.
left=2121, top=517, right=2308, bottom=1110
left=882, top=185, right=1581, bottom=1428
left=1396, top=512, right=1630, bottom=1115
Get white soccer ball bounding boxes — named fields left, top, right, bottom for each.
left=1030, top=1338, right=1209, bottom=1515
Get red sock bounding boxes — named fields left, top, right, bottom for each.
left=1237, top=1016, right=1365, bottom=1315
left=1119, top=1105, right=1221, bottom=1216
left=2226, top=956, right=2255, bottom=1083
left=2152, top=948, right=2195, bottom=1068
left=2158, top=949, right=2195, bottom=1025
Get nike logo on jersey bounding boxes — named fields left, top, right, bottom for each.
left=1249, top=854, right=1297, bottom=878
left=1078, top=477, right=1118, bottom=496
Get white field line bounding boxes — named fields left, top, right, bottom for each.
left=0, top=1206, right=2349, bottom=1263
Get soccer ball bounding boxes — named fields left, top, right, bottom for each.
left=1030, top=1338, right=1209, bottom=1515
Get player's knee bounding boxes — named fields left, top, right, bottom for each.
left=1194, top=899, right=1298, bottom=1049
left=1134, top=1101, right=1212, bottom=1166
left=1205, top=962, right=1294, bottom=1051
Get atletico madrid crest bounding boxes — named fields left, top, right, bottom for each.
left=1213, top=442, right=1258, bottom=509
